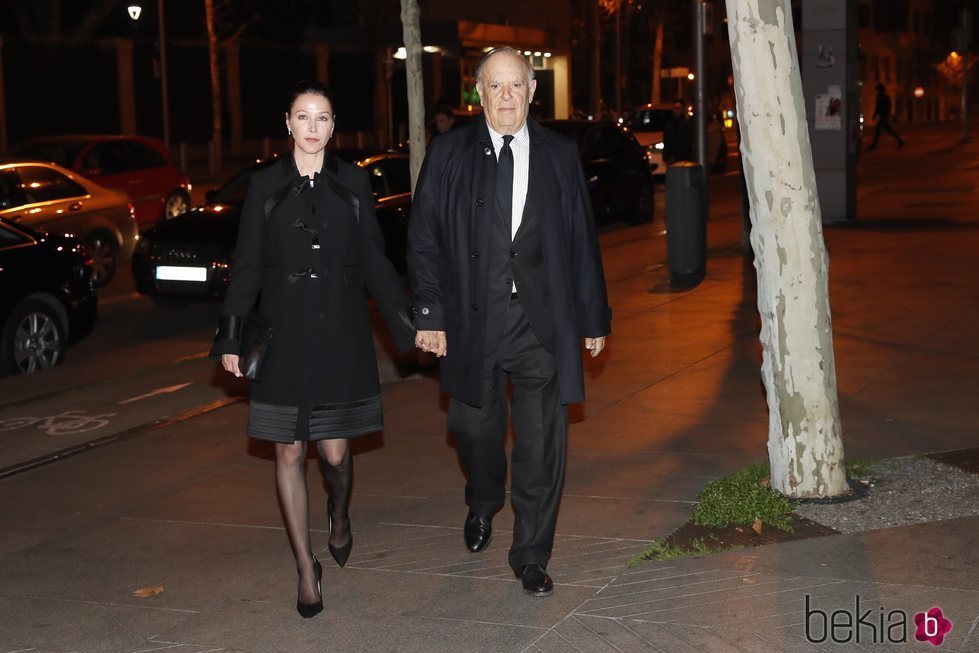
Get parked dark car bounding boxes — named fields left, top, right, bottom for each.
left=0, top=218, right=97, bottom=375
left=132, top=151, right=412, bottom=300
left=7, top=135, right=191, bottom=229
left=540, top=120, right=655, bottom=225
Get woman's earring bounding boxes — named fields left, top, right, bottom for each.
left=287, top=127, right=292, bottom=136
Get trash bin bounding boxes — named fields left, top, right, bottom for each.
left=665, top=162, right=707, bottom=277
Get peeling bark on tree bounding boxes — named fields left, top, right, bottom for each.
left=399, top=0, right=425, bottom=192
left=724, top=0, right=847, bottom=498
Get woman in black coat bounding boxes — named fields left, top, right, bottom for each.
left=211, top=80, right=414, bottom=618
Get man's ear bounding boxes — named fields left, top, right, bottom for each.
left=475, top=83, right=483, bottom=104
left=528, top=79, right=538, bottom=104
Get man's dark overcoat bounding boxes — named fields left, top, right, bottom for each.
left=211, top=153, right=414, bottom=438
left=408, top=115, right=611, bottom=407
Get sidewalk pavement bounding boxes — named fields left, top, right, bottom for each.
left=1, top=123, right=978, bottom=652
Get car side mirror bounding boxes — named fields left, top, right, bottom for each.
left=205, top=189, right=217, bottom=203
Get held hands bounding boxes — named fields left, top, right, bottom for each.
left=415, top=330, right=447, bottom=357
left=222, top=353, right=243, bottom=377
left=584, top=336, right=607, bottom=358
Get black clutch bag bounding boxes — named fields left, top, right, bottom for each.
left=240, top=311, right=274, bottom=381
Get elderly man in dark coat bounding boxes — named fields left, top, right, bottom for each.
left=408, top=46, right=611, bottom=596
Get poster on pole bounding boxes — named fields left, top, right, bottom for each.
left=815, top=85, right=842, bottom=131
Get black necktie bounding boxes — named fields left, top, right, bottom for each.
left=496, top=134, right=514, bottom=239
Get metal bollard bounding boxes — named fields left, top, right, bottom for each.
left=665, top=162, right=707, bottom=278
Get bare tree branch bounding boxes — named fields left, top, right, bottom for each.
left=72, top=0, right=123, bottom=40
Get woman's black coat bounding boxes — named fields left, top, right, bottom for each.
left=211, top=153, right=414, bottom=414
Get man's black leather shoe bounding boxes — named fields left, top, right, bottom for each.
left=516, top=564, right=553, bottom=596
left=464, top=511, right=492, bottom=553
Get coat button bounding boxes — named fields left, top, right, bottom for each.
left=509, top=250, right=517, bottom=258
left=471, top=304, right=479, bottom=312
left=421, top=307, right=430, bottom=315
left=475, top=199, right=485, bottom=207
left=471, top=250, right=479, bottom=259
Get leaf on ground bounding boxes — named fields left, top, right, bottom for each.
left=759, top=476, right=770, bottom=488
left=752, top=516, right=763, bottom=535
left=133, top=585, right=164, bottom=598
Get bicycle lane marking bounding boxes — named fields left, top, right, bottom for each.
left=0, top=397, right=244, bottom=480
left=0, top=355, right=244, bottom=472
left=0, top=410, right=117, bottom=435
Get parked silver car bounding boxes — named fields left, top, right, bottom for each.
left=0, top=161, right=138, bottom=285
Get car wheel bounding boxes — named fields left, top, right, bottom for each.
left=86, top=233, right=118, bottom=287
left=163, top=189, right=191, bottom=220
left=0, top=299, right=66, bottom=375
left=631, top=183, right=655, bottom=225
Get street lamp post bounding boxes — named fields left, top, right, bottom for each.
left=127, top=2, right=170, bottom=149
left=158, top=0, right=170, bottom=149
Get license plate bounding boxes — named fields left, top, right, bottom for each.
left=156, top=266, right=207, bottom=282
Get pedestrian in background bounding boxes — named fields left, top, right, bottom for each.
left=408, top=47, right=611, bottom=597
left=867, top=83, right=906, bottom=151
left=211, top=80, right=415, bottom=618
left=663, top=97, right=695, bottom=165
left=432, top=103, right=457, bottom=136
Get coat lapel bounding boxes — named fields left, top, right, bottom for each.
left=320, top=152, right=360, bottom=222
left=512, top=120, right=548, bottom=245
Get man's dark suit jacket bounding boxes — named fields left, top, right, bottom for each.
left=407, top=114, right=611, bottom=407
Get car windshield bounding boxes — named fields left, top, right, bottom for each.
left=213, top=170, right=253, bottom=205
left=212, top=159, right=278, bottom=205
left=630, top=109, right=673, bottom=132
left=8, top=141, right=86, bottom=168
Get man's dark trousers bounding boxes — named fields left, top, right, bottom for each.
left=447, top=295, right=567, bottom=573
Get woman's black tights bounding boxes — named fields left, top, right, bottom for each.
left=274, top=439, right=351, bottom=605
left=275, top=440, right=318, bottom=605
left=318, top=443, right=352, bottom=553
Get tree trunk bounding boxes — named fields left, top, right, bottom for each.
left=724, top=0, right=847, bottom=498
left=614, top=8, right=622, bottom=115
left=652, top=18, right=664, bottom=104
left=204, top=0, right=222, bottom=173
left=399, top=0, right=425, bottom=193
left=592, top=1, right=602, bottom=116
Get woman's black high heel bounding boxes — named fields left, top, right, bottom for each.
left=296, top=557, right=323, bottom=618
left=328, top=500, right=353, bottom=568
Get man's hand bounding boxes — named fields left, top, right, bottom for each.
left=222, top=353, right=242, bottom=377
left=416, top=330, right=447, bottom=357
left=584, top=336, right=607, bottom=358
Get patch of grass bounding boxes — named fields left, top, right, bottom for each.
left=628, top=536, right=733, bottom=567
left=691, top=462, right=798, bottom=533
left=845, top=457, right=880, bottom=478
